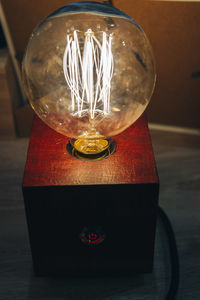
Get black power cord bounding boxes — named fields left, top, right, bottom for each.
left=158, top=206, right=180, bottom=300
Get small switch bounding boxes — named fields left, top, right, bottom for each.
left=80, top=227, right=105, bottom=246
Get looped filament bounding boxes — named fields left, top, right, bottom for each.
left=63, top=29, right=114, bottom=119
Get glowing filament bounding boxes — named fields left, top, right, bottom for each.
left=63, top=29, right=113, bottom=119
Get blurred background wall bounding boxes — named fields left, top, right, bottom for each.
left=1, top=0, right=200, bottom=137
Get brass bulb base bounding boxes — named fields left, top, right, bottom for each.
left=67, top=138, right=116, bottom=161
left=73, top=138, right=109, bottom=155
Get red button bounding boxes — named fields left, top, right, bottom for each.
left=88, top=233, right=97, bottom=240
left=83, top=234, right=102, bottom=245
left=80, top=227, right=105, bottom=246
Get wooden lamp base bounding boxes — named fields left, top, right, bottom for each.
left=22, top=114, right=159, bottom=276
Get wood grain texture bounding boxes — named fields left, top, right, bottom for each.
left=23, top=114, right=158, bottom=187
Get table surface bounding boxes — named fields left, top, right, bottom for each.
left=0, top=127, right=200, bottom=299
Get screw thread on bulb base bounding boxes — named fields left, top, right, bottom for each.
left=66, top=138, right=116, bottom=161
left=73, top=138, right=109, bottom=155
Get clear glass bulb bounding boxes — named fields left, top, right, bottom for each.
left=22, top=1, right=156, bottom=156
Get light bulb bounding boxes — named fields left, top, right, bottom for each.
left=22, top=1, right=156, bottom=158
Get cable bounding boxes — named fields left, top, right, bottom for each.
left=158, top=206, right=180, bottom=300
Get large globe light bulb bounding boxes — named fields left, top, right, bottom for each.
left=22, top=1, right=156, bottom=158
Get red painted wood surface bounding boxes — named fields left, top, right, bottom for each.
left=23, top=114, right=158, bottom=187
